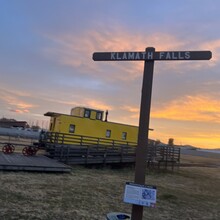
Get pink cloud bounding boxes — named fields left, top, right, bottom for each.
left=43, top=26, right=216, bottom=84
left=9, top=108, right=29, bottom=114
left=201, top=39, right=220, bottom=65
left=0, top=88, right=37, bottom=115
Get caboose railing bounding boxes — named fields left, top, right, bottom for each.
left=39, top=131, right=180, bottom=170
left=40, top=131, right=137, bottom=148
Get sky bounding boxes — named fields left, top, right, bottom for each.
left=0, top=0, right=220, bottom=149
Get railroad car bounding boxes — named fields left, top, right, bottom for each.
left=43, top=106, right=152, bottom=146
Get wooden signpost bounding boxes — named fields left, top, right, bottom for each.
left=93, top=47, right=212, bottom=220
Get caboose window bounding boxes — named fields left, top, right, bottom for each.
left=122, top=132, right=127, bottom=140
left=84, top=109, right=91, bottom=118
left=96, top=112, right=102, bottom=120
left=69, top=124, right=75, bottom=133
left=106, top=129, right=111, bottom=138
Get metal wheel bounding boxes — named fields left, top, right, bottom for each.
left=22, top=147, right=28, bottom=156
left=22, top=146, right=38, bottom=156
left=2, top=145, right=9, bottom=154
left=2, top=144, right=14, bottom=154
left=28, top=147, right=34, bottom=156
left=11, top=144, right=15, bottom=153
left=8, top=144, right=15, bottom=153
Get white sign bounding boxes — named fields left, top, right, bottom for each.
left=123, top=182, right=157, bottom=207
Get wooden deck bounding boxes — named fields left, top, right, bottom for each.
left=46, top=144, right=181, bottom=170
left=46, top=145, right=136, bottom=165
left=0, top=152, right=71, bottom=172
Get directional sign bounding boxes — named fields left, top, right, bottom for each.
left=93, top=50, right=212, bottom=61
left=93, top=47, right=212, bottom=220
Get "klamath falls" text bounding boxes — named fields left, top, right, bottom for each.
left=110, top=51, right=191, bottom=60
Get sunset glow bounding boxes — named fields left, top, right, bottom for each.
left=0, top=1, right=220, bottom=149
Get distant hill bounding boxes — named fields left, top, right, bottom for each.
left=180, top=145, right=198, bottom=150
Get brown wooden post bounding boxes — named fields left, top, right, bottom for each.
left=131, top=47, right=155, bottom=220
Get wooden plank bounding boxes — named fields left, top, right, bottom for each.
left=0, top=152, right=71, bottom=172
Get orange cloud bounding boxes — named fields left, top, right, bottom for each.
left=0, top=88, right=37, bottom=113
left=152, top=95, right=220, bottom=123
left=15, top=103, right=34, bottom=109
left=84, top=100, right=113, bottom=111
left=117, top=95, right=220, bottom=127
left=7, top=99, right=36, bottom=111
left=121, top=105, right=139, bottom=113
left=119, top=105, right=139, bottom=120
left=9, top=108, right=30, bottom=114
left=23, top=109, right=30, bottom=113
left=149, top=128, right=220, bottom=149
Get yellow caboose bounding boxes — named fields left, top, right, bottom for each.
left=44, top=107, right=140, bottom=145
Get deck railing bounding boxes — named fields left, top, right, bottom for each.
left=40, top=132, right=180, bottom=169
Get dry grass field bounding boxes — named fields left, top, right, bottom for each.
left=0, top=153, right=219, bottom=220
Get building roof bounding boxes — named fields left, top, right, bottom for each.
left=0, top=120, right=28, bottom=128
